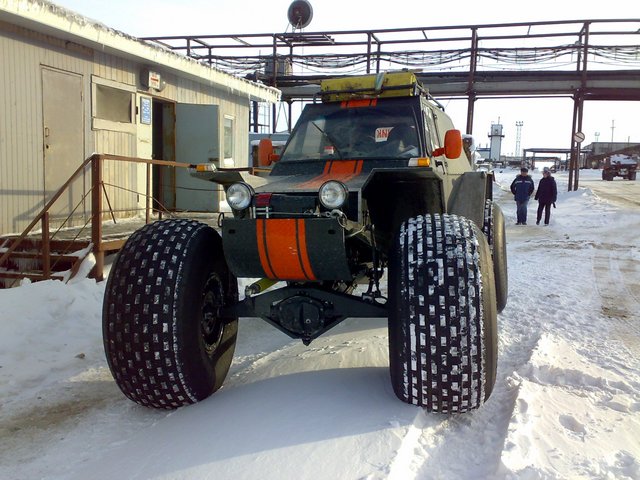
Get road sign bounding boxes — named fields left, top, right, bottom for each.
left=573, top=132, right=586, bottom=143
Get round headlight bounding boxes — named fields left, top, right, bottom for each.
left=319, top=181, right=348, bottom=209
left=226, top=182, right=253, bottom=210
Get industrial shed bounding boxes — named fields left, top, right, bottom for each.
left=0, top=0, right=280, bottom=236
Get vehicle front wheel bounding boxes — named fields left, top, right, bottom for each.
left=103, top=219, right=238, bottom=409
left=388, top=214, right=498, bottom=413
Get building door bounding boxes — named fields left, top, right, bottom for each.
left=42, top=67, right=85, bottom=226
left=152, top=100, right=176, bottom=211
left=175, top=103, right=220, bottom=212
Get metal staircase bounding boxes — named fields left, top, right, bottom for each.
left=0, top=153, right=193, bottom=288
left=0, top=236, right=91, bottom=288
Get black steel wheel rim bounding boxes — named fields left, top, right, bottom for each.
left=201, top=274, right=225, bottom=356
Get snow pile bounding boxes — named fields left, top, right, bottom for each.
left=1, top=168, right=639, bottom=480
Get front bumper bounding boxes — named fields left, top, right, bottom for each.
left=222, top=217, right=352, bottom=281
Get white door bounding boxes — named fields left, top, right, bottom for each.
left=42, top=67, right=85, bottom=226
left=175, top=103, right=220, bottom=212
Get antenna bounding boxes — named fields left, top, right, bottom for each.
left=287, top=0, right=313, bottom=29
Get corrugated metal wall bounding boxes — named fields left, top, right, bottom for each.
left=0, top=20, right=92, bottom=234
left=0, top=19, right=252, bottom=235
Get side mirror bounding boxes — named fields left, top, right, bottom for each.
left=432, top=129, right=463, bottom=159
left=257, top=138, right=280, bottom=166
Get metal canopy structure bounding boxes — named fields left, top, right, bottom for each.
left=143, top=19, right=640, bottom=190
left=523, top=148, right=574, bottom=168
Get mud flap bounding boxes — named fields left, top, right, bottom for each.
left=222, top=218, right=352, bottom=281
left=448, top=171, right=491, bottom=228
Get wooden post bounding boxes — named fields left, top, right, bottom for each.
left=146, top=162, right=151, bottom=224
left=91, top=154, right=104, bottom=281
left=41, top=212, right=51, bottom=279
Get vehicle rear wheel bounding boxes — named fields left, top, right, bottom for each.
left=103, top=219, right=238, bottom=409
left=483, top=199, right=508, bottom=313
left=388, top=214, right=498, bottom=413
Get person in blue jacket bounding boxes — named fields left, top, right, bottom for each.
left=534, top=167, right=558, bottom=225
left=510, top=167, right=535, bottom=225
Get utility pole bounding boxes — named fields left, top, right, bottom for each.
left=515, top=121, right=523, bottom=163
left=610, top=120, right=615, bottom=142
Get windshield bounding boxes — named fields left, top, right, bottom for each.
left=280, top=101, right=423, bottom=162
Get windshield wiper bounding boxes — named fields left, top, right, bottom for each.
left=311, top=121, right=343, bottom=160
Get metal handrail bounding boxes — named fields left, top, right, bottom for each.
left=0, top=154, right=195, bottom=283
left=90, top=154, right=194, bottom=280
left=0, top=155, right=94, bottom=272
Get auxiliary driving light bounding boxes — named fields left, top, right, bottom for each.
left=226, top=182, right=254, bottom=210
left=318, top=181, right=348, bottom=209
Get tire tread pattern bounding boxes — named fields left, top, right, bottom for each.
left=104, top=219, right=212, bottom=409
left=391, top=214, right=485, bottom=413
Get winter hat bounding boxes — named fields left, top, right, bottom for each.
left=543, top=167, right=550, bottom=173
left=520, top=167, right=528, bottom=173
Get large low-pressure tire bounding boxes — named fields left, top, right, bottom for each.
left=388, top=214, right=498, bottom=413
left=483, top=199, right=508, bottom=313
left=103, top=219, right=238, bottom=409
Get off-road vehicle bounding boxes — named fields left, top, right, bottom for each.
left=103, top=72, right=508, bottom=413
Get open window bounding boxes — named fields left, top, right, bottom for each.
left=91, top=76, right=136, bottom=133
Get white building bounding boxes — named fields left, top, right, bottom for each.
left=0, top=0, right=280, bottom=235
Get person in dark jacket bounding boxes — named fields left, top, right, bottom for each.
left=510, top=167, right=535, bottom=225
left=535, top=167, right=558, bottom=225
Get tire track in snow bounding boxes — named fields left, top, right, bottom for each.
left=393, top=211, right=609, bottom=479
left=592, top=248, right=640, bottom=353
left=382, top=234, right=548, bottom=479
left=378, top=203, right=558, bottom=479
left=385, top=411, right=449, bottom=479
left=584, top=180, right=640, bottom=209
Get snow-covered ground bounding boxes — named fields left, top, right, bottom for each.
left=1, top=168, right=639, bottom=480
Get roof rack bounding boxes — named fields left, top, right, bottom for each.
left=319, top=71, right=426, bottom=102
